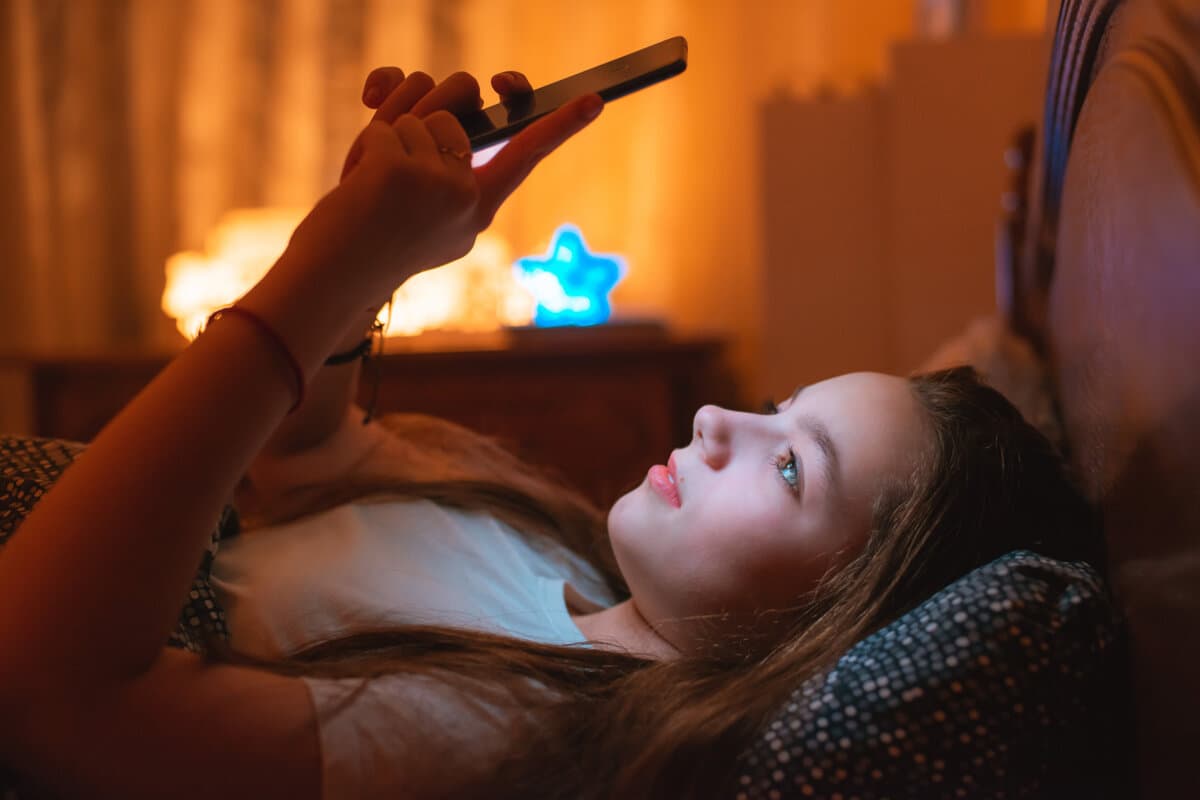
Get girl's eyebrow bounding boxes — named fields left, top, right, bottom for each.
left=796, top=413, right=841, bottom=493
left=777, top=384, right=806, bottom=411
left=779, top=385, right=841, bottom=493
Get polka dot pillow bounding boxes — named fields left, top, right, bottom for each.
left=735, top=550, right=1133, bottom=798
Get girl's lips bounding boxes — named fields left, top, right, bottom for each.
left=648, top=460, right=681, bottom=508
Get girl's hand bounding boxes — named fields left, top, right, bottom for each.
left=286, top=68, right=601, bottom=309
left=356, top=66, right=534, bottom=123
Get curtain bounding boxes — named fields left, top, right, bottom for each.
left=0, top=0, right=1045, bottom=383
left=0, top=0, right=440, bottom=353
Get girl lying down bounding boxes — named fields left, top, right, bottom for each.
left=0, top=67, right=1099, bottom=799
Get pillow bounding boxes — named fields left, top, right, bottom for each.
left=0, top=435, right=234, bottom=652
left=735, top=550, right=1133, bottom=798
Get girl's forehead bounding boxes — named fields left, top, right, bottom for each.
left=788, top=372, right=912, bottom=417
left=792, top=374, right=926, bottom=485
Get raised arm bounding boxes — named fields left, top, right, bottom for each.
left=0, top=69, right=602, bottom=798
left=238, top=70, right=543, bottom=504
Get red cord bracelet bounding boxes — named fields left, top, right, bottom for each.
left=205, top=306, right=306, bottom=413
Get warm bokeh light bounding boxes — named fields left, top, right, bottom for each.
left=377, top=234, right=535, bottom=336
left=162, top=208, right=308, bottom=340
left=162, top=209, right=535, bottom=341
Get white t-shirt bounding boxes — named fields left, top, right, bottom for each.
left=212, top=498, right=619, bottom=796
left=302, top=673, right=532, bottom=800
left=210, top=498, right=617, bottom=659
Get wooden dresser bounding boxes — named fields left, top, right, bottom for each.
left=0, top=326, right=732, bottom=508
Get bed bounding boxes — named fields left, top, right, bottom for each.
left=1, top=0, right=1196, bottom=797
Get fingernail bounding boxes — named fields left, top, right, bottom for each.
left=580, top=94, right=603, bottom=120
left=363, top=86, right=382, bottom=106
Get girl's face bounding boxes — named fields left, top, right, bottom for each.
left=607, top=372, right=930, bottom=653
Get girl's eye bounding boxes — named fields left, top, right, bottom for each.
left=763, top=399, right=780, bottom=415
left=776, top=449, right=800, bottom=494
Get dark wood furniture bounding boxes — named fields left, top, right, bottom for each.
left=0, top=327, right=732, bottom=509
left=1008, top=1, right=1200, bottom=795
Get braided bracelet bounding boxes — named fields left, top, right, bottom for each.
left=324, top=336, right=372, bottom=365
left=324, top=314, right=386, bottom=366
left=325, top=318, right=386, bottom=425
left=205, top=306, right=306, bottom=413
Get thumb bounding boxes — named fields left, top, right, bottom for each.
left=474, top=94, right=602, bottom=223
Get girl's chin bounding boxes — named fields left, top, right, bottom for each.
left=605, top=491, right=629, bottom=527
left=606, top=485, right=653, bottom=536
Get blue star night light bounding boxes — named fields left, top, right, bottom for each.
left=513, top=223, right=626, bottom=327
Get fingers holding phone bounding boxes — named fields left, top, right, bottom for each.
left=360, top=36, right=687, bottom=156
left=361, top=67, right=535, bottom=130
left=344, top=70, right=468, bottom=179
left=472, top=94, right=603, bottom=226
left=347, top=69, right=487, bottom=178
left=361, top=66, right=405, bottom=108
left=459, top=37, right=686, bottom=151
left=362, top=69, right=491, bottom=123
left=348, top=66, right=603, bottom=228
left=335, top=57, right=618, bottom=269
left=423, top=110, right=474, bottom=166
left=491, top=70, right=533, bottom=96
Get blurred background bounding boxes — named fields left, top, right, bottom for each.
left=0, top=0, right=1054, bottom=500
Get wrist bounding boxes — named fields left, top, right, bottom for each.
left=205, top=307, right=308, bottom=412
left=236, top=253, right=373, bottom=374
left=332, top=305, right=385, bottom=356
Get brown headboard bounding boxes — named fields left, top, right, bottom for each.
left=1013, top=0, right=1200, bottom=796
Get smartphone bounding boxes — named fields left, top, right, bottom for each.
left=457, top=36, right=688, bottom=152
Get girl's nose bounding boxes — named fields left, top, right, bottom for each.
left=692, top=404, right=732, bottom=469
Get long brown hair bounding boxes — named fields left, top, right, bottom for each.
left=228, top=366, right=1099, bottom=799
left=237, top=411, right=628, bottom=599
